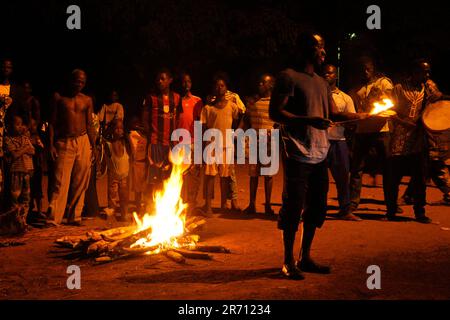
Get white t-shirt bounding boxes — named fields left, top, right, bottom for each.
left=328, top=88, right=356, bottom=140
left=98, top=102, right=124, bottom=125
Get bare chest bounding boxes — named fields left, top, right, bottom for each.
left=58, top=96, right=88, bottom=114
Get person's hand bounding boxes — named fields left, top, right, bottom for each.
left=49, top=145, right=58, bottom=161
left=308, top=117, right=333, bottom=130
left=428, top=91, right=443, bottom=103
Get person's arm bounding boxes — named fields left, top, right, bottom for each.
left=118, top=103, right=125, bottom=121
left=425, top=79, right=444, bottom=103
left=238, top=111, right=250, bottom=130
left=142, top=96, right=151, bottom=137
left=193, top=99, right=203, bottom=122
left=269, top=72, right=331, bottom=129
left=175, top=95, right=183, bottom=127
left=86, top=97, right=96, bottom=149
left=33, top=98, right=41, bottom=124
left=234, top=93, right=246, bottom=114
left=6, top=138, right=34, bottom=159
left=125, top=133, right=134, bottom=162
left=48, top=93, right=59, bottom=161
left=85, top=97, right=99, bottom=162
left=24, top=137, right=35, bottom=156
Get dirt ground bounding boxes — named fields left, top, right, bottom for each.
left=1, top=165, right=450, bottom=300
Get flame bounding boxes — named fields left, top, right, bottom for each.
left=370, top=98, right=394, bottom=115
left=130, top=149, right=190, bottom=252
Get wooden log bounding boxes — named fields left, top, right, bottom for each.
left=121, top=245, right=160, bottom=255
left=55, top=236, right=88, bottom=249
left=173, top=248, right=212, bottom=260
left=192, top=245, right=231, bottom=253
left=185, top=216, right=203, bottom=227
left=95, top=256, right=113, bottom=263
left=178, top=234, right=200, bottom=245
left=116, top=228, right=152, bottom=248
left=185, top=219, right=206, bottom=233
left=165, top=250, right=186, bottom=264
left=0, top=241, right=26, bottom=248
left=98, top=226, right=135, bottom=238
left=87, top=240, right=110, bottom=255
left=86, top=231, right=103, bottom=242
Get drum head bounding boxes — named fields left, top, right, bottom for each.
left=422, top=100, right=450, bottom=132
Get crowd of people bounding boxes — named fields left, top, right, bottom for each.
left=1, top=31, right=450, bottom=278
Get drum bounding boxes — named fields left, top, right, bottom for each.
left=422, top=100, right=450, bottom=132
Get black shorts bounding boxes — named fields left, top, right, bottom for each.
left=278, top=158, right=329, bottom=232
left=147, top=144, right=171, bottom=184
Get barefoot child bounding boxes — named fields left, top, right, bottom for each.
left=201, top=75, right=243, bottom=214
left=128, top=116, right=147, bottom=214
left=105, top=119, right=131, bottom=221
left=4, top=115, right=35, bottom=227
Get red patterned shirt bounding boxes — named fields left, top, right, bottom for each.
left=143, top=92, right=181, bottom=146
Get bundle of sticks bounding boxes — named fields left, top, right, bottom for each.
left=51, top=216, right=231, bottom=264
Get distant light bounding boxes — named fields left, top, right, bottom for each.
left=349, top=33, right=357, bottom=40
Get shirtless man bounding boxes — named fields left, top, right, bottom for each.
left=47, top=69, right=96, bottom=226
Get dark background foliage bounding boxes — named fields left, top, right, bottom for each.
left=1, top=0, right=449, bottom=119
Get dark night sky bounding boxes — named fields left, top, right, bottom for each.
left=1, top=0, right=450, bottom=119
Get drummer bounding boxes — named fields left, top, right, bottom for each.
left=400, top=59, right=450, bottom=206
left=384, top=59, right=440, bottom=223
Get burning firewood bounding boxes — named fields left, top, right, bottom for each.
left=165, top=250, right=186, bottom=264
left=98, top=226, right=135, bottom=237
left=185, top=219, right=206, bottom=233
left=122, top=245, right=159, bottom=255
left=172, top=249, right=212, bottom=260
left=87, top=240, right=110, bottom=255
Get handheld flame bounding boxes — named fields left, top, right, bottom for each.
left=370, top=98, right=394, bottom=115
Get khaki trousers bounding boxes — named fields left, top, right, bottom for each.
left=48, top=134, right=91, bottom=224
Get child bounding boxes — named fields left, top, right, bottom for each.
left=105, top=119, right=131, bottom=221
left=177, top=73, right=204, bottom=215
left=4, top=114, right=35, bottom=227
left=128, top=116, right=148, bottom=214
left=201, top=75, right=243, bottom=215
left=28, top=118, right=45, bottom=222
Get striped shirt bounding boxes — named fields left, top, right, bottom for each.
left=143, top=92, right=181, bottom=146
left=5, top=135, right=34, bottom=172
left=247, top=97, right=275, bottom=130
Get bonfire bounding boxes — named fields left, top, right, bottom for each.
left=52, top=150, right=230, bottom=264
